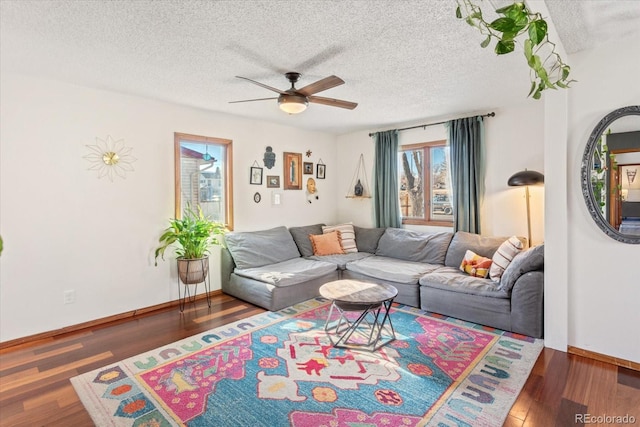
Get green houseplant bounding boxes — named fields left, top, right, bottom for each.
left=456, top=0, right=575, bottom=99
left=154, top=205, right=226, bottom=284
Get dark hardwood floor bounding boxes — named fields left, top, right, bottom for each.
left=1, top=293, right=638, bottom=426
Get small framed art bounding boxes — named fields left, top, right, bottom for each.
left=316, top=163, right=326, bottom=179
left=303, top=162, right=313, bottom=174
left=283, top=152, right=302, bottom=190
left=267, top=175, right=280, bottom=188
left=250, top=166, right=263, bottom=185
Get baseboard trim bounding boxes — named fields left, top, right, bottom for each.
left=0, top=290, right=223, bottom=352
left=568, top=346, right=639, bottom=371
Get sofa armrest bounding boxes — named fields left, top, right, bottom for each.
left=221, top=248, right=236, bottom=292
left=499, top=244, right=544, bottom=292
left=510, top=271, right=544, bottom=338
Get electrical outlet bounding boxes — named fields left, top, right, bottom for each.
left=63, top=290, right=76, bottom=304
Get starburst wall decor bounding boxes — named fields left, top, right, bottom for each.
left=84, top=135, right=136, bottom=181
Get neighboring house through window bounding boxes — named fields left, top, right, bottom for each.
left=175, top=132, right=234, bottom=230
left=399, top=140, right=453, bottom=226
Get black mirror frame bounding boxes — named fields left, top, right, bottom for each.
left=580, top=105, right=640, bottom=244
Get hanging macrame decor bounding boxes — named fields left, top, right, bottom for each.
left=346, top=153, right=371, bottom=198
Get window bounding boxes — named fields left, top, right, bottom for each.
left=399, top=140, right=453, bottom=226
left=174, top=133, right=233, bottom=230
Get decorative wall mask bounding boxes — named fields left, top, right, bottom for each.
left=263, top=146, right=276, bottom=169
left=84, top=135, right=136, bottom=181
left=306, top=177, right=319, bottom=203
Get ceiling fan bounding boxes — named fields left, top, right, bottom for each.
left=230, top=72, right=358, bottom=114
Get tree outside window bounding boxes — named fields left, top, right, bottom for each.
left=399, top=141, right=453, bottom=226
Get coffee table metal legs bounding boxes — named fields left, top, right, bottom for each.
left=323, top=299, right=396, bottom=351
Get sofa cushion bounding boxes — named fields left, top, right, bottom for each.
left=310, top=231, right=345, bottom=256
left=233, top=258, right=337, bottom=288
left=420, top=266, right=509, bottom=298
left=444, top=231, right=511, bottom=268
left=225, top=226, right=301, bottom=270
left=375, top=228, right=454, bottom=264
left=289, top=223, right=324, bottom=257
left=322, top=223, right=357, bottom=253
left=354, top=226, right=386, bottom=253
left=308, top=252, right=373, bottom=269
left=499, top=244, right=545, bottom=292
left=460, top=250, right=492, bottom=278
left=346, top=255, right=441, bottom=284
left=489, top=236, right=524, bottom=281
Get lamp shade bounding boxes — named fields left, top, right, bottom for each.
left=508, top=170, right=544, bottom=186
left=278, top=94, right=308, bottom=114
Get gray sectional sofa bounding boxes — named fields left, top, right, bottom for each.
left=221, top=224, right=544, bottom=338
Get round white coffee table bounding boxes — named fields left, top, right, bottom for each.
left=319, top=279, right=398, bottom=351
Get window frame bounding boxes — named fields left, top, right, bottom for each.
left=174, top=132, right=234, bottom=230
left=399, top=140, right=453, bottom=227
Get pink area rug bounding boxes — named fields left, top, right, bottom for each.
left=71, top=298, right=543, bottom=426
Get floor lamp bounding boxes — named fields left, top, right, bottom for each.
left=508, top=169, right=544, bottom=247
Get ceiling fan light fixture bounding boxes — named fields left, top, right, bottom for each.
left=278, top=94, right=308, bottom=114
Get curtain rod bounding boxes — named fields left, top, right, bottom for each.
left=368, top=112, right=495, bottom=137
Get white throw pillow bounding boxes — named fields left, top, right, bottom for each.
left=322, top=222, right=358, bottom=253
left=489, top=236, right=523, bottom=281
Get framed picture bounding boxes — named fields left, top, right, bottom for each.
left=267, top=175, right=280, bottom=188
left=283, top=152, right=302, bottom=190
left=316, top=163, right=326, bottom=179
left=250, top=166, right=263, bottom=185
left=303, top=162, right=313, bottom=174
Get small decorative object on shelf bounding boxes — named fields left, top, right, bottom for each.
left=346, top=154, right=371, bottom=198
left=354, top=179, right=364, bottom=197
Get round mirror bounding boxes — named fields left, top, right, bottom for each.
left=581, top=105, right=640, bottom=244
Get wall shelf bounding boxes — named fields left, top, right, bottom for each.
left=346, top=153, right=371, bottom=198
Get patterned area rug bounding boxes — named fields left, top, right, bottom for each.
left=71, top=298, right=543, bottom=426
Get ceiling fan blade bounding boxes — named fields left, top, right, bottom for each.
left=297, top=75, right=344, bottom=96
left=308, top=95, right=358, bottom=110
left=235, top=76, right=286, bottom=94
left=229, top=97, right=278, bottom=104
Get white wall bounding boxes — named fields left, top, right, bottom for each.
left=336, top=103, right=545, bottom=242
left=0, top=74, right=338, bottom=342
left=564, top=38, right=640, bottom=362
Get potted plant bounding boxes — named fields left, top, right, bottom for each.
left=455, top=0, right=575, bottom=99
left=154, top=205, right=226, bottom=285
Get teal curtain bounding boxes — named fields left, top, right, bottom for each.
left=448, top=116, right=485, bottom=233
left=373, top=130, right=401, bottom=228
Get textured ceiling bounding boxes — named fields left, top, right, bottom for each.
left=1, top=0, right=639, bottom=135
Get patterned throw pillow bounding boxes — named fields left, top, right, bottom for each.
left=309, top=231, right=346, bottom=256
left=489, top=236, right=524, bottom=281
left=459, top=249, right=493, bottom=278
left=322, top=222, right=358, bottom=253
